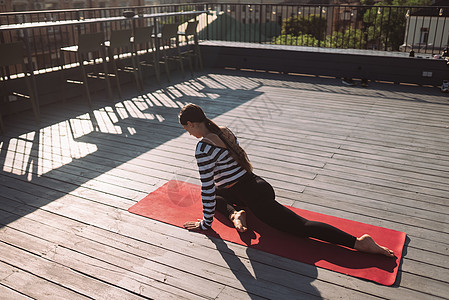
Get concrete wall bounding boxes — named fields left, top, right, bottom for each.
left=200, top=42, right=449, bottom=86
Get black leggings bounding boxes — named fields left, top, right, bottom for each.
left=215, top=173, right=357, bottom=248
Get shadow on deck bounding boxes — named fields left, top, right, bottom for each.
left=1, top=67, right=448, bottom=299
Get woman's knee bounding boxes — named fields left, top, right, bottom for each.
left=255, top=176, right=275, bottom=199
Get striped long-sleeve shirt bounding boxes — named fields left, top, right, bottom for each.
left=195, top=140, right=247, bottom=230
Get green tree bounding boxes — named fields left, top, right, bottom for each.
left=325, top=28, right=367, bottom=49
left=362, top=0, right=432, bottom=50
left=275, top=0, right=433, bottom=50
left=282, top=14, right=327, bottom=41
left=273, top=34, right=322, bottom=47
left=361, top=0, right=431, bottom=4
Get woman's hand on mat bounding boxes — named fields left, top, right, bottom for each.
left=183, top=219, right=202, bottom=230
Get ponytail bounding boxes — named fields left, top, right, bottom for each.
left=204, top=118, right=253, bottom=173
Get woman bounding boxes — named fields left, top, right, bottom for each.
left=179, top=104, right=394, bottom=257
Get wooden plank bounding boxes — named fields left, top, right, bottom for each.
left=336, top=144, right=449, bottom=169
left=321, top=162, right=449, bottom=194
left=0, top=242, right=143, bottom=300
left=297, top=186, right=449, bottom=228
left=215, top=286, right=265, bottom=300
left=326, top=154, right=449, bottom=184
left=0, top=210, right=218, bottom=299
left=258, top=97, right=449, bottom=132
left=316, top=168, right=449, bottom=199
left=0, top=151, right=156, bottom=196
left=0, top=261, right=88, bottom=300
left=0, top=283, right=32, bottom=300
left=308, top=173, right=449, bottom=207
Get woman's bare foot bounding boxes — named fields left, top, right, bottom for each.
left=230, top=210, right=247, bottom=232
left=355, top=234, right=395, bottom=257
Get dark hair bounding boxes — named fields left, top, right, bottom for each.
left=179, top=104, right=253, bottom=172
left=179, top=103, right=206, bottom=125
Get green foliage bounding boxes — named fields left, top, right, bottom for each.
left=274, top=28, right=367, bottom=49
left=362, top=0, right=431, bottom=4
left=281, top=14, right=327, bottom=41
left=360, top=0, right=377, bottom=5
left=325, top=28, right=367, bottom=49
left=275, top=0, right=433, bottom=50
left=273, top=28, right=366, bottom=49
left=273, top=34, right=322, bottom=47
left=361, top=0, right=432, bottom=50
left=363, top=5, right=410, bottom=50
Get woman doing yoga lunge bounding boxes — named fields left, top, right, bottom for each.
left=179, top=104, right=394, bottom=257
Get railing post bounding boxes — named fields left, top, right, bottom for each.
left=259, top=4, right=262, bottom=44
left=23, top=29, right=40, bottom=118
left=384, top=6, right=392, bottom=51
left=318, top=6, right=322, bottom=47
left=205, top=4, right=209, bottom=41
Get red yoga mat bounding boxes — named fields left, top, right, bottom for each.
left=129, top=180, right=406, bottom=286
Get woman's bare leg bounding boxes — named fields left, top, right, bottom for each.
left=355, top=234, right=395, bottom=257
left=230, top=210, right=247, bottom=232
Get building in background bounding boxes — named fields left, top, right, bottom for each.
left=0, top=0, right=156, bottom=12
left=402, top=0, right=449, bottom=53
left=0, top=0, right=375, bottom=13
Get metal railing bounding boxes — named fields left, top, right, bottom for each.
left=203, top=3, right=449, bottom=53
left=0, top=3, right=207, bottom=75
left=1, top=3, right=448, bottom=76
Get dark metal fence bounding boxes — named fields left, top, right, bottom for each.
left=0, top=3, right=206, bottom=75
left=1, top=3, right=448, bottom=75
left=203, top=3, right=449, bottom=53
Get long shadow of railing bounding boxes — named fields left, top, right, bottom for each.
left=207, top=233, right=321, bottom=299
left=1, top=68, right=448, bottom=233
left=0, top=71, right=265, bottom=229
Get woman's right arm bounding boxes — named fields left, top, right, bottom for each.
left=195, top=142, right=217, bottom=230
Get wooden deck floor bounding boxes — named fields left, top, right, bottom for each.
left=1, top=68, right=449, bottom=299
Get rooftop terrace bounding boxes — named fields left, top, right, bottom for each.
left=0, top=67, right=448, bottom=299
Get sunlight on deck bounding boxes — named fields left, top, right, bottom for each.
left=2, top=67, right=449, bottom=298
left=2, top=74, right=263, bottom=180
left=3, top=123, right=98, bottom=177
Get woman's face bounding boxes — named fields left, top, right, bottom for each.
left=182, top=121, right=202, bottom=138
